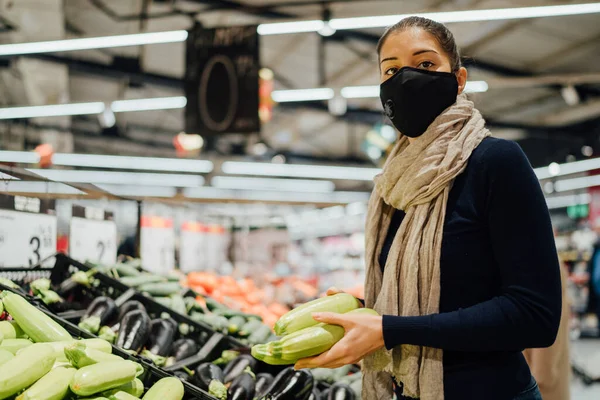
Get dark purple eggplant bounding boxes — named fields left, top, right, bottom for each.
left=170, top=338, right=198, bottom=361
left=145, top=319, right=176, bottom=357
left=228, top=373, right=255, bottom=400
left=116, top=309, right=151, bottom=352
left=308, top=388, right=320, bottom=400
left=83, top=296, right=117, bottom=326
left=118, top=300, right=145, bottom=322
left=254, top=373, right=274, bottom=399
left=193, top=363, right=224, bottom=390
left=327, top=383, right=355, bottom=400
left=223, top=354, right=257, bottom=384
left=263, top=368, right=314, bottom=400
left=173, top=370, right=192, bottom=382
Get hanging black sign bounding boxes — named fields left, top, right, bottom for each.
left=185, top=24, right=260, bottom=135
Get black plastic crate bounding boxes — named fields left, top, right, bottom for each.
left=0, top=283, right=215, bottom=400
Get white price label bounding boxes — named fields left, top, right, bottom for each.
left=180, top=222, right=204, bottom=273
left=140, top=216, right=175, bottom=274
left=0, top=210, right=57, bottom=267
left=69, top=217, right=117, bottom=265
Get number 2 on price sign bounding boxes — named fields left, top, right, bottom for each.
left=97, top=241, right=105, bottom=261
left=29, top=236, right=41, bottom=266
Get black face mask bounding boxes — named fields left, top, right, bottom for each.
left=380, top=67, right=459, bottom=138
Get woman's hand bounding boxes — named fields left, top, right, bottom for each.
left=293, top=311, right=384, bottom=370
left=325, top=287, right=363, bottom=307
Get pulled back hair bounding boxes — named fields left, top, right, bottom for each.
left=377, top=16, right=462, bottom=72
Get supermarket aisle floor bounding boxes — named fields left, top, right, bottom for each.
left=571, top=338, right=600, bottom=399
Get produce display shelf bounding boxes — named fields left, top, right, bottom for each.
left=0, top=283, right=216, bottom=400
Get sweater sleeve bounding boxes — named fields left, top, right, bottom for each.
left=381, top=140, right=562, bottom=352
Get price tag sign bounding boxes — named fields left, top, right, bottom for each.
left=180, top=222, right=204, bottom=273
left=0, top=195, right=57, bottom=267
left=69, top=206, right=117, bottom=265
left=140, top=216, right=175, bottom=274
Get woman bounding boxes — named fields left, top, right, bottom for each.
left=294, top=16, right=562, bottom=400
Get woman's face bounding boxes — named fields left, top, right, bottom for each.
left=379, top=27, right=467, bottom=92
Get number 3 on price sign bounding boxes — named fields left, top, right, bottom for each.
left=29, top=236, right=41, bottom=266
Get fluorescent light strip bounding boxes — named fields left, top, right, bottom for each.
left=535, top=158, right=600, bottom=180
left=546, top=193, right=591, bottom=209
left=271, top=88, right=335, bottom=103
left=211, top=176, right=335, bottom=193
left=2, top=181, right=85, bottom=195
left=0, top=30, right=188, bottom=56
left=340, top=81, right=488, bottom=99
left=0, top=102, right=105, bottom=120
left=0, top=151, right=213, bottom=173
left=95, top=184, right=177, bottom=198
left=184, top=187, right=370, bottom=204
left=27, top=169, right=204, bottom=187
left=222, top=161, right=381, bottom=181
left=257, top=3, right=600, bottom=35
left=555, top=175, right=600, bottom=192
left=111, top=96, right=187, bottom=113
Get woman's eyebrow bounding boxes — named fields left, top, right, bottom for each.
left=413, top=49, right=438, bottom=56
left=380, top=56, right=397, bottom=64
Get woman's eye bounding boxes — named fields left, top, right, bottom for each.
left=385, top=67, right=398, bottom=76
left=418, top=61, right=434, bottom=69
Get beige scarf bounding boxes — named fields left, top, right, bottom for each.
left=362, top=94, right=490, bottom=400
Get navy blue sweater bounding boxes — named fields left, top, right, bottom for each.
left=378, top=137, right=561, bottom=400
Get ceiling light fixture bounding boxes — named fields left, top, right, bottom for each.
left=221, top=161, right=381, bottom=181
left=211, top=176, right=336, bottom=193
left=184, top=187, right=370, bottom=204
left=271, top=88, right=335, bottom=103
left=535, top=158, right=600, bottom=180
left=340, top=80, right=488, bottom=99
left=0, top=30, right=188, bottom=56
left=27, top=169, right=205, bottom=187
left=111, top=96, right=187, bottom=113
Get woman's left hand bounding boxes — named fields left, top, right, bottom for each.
left=294, top=312, right=385, bottom=370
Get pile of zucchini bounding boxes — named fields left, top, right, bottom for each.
left=0, top=291, right=185, bottom=400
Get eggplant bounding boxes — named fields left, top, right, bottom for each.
left=327, top=383, right=355, bottom=400
left=116, top=309, right=151, bottom=352
left=194, top=363, right=224, bottom=391
left=83, top=296, right=118, bottom=326
left=170, top=338, right=198, bottom=361
left=263, top=368, right=314, bottom=400
left=254, top=373, right=274, bottom=399
left=118, top=300, right=145, bottom=322
left=173, top=370, right=192, bottom=382
left=145, top=319, right=176, bottom=356
left=308, top=388, right=321, bottom=400
left=223, top=354, right=257, bottom=384
left=228, top=373, right=255, bottom=400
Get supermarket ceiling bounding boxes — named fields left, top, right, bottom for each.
left=1, top=0, right=600, bottom=169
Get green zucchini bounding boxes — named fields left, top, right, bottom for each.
left=0, top=343, right=56, bottom=398
left=227, top=316, right=246, bottom=335
left=70, top=360, right=139, bottom=396
left=114, top=263, right=141, bottom=277
left=204, top=298, right=225, bottom=312
left=190, top=313, right=228, bottom=332
left=1, top=292, right=72, bottom=342
left=142, top=377, right=184, bottom=400
left=169, top=295, right=187, bottom=315
left=109, top=391, right=139, bottom=400
left=138, top=282, right=182, bottom=297
left=16, top=366, right=76, bottom=400
left=0, top=322, right=9, bottom=339
left=0, top=300, right=3, bottom=315
left=0, top=277, right=19, bottom=289
left=120, top=274, right=165, bottom=287
left=1, top=338, right=33, bottom=354
left=238, top=319, right=262, bottom=337
left=64, top=342, right=123, bottom=368
left=247, top=324, right=272, bottom=345
left=0, top=349, right=13, bottom=366
left=102, top=379, right=144, bottom=398
left=153, top=297, right=172, bottom=308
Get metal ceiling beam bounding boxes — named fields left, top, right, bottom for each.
left=529, top=31, right=600, bottom=72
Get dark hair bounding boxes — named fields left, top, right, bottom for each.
left=376, top=16, right=462, bottom=72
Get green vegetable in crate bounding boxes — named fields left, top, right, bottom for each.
left=208, top=380, right=227, bottom=400
left=247, top=324, right=272, bottom=345
left=16, top=366, right=76, bottom=400
left=0, top=349, right=13, bottom=366
left=274, top=293, right=360, bottom=336
left=108, top=391, right=139, bottom=400
left=237, top=319, right=262, bottom=338
left=153, top=297, right=172, bottom=308
left=142, top=377, right=184, bottom=400
left=99, top=326, right=117, bottom=344
left=30, top=278, right=51, bottom=294
left=0, top=300, right=3, bottom=315
left=227, top=316, right=246, bottom=335
left=137, top=282, right=181, bottom=297
left=64, top=342, right=123, bottom=369
left=0, top=343, right=56, bottom=399
left=79, top=316, right=101, bottom=334
left=70, top=360, right=139, bottom=396
left=114, top=263, right=141, bottom=277
left=0, top=321, right=26, bottom=339
left=38, top=289, right=63, bottom=305
left=0, top=292, right=72, bottom=342
left=1, top=338, right=33, bottom=354
left=169, top=295, right=187, bottom=315
left=102, top=379, right=144, bottom=398
left=253, top=308, right=378, bottom=365
left=212, top=350, right=239, bottom=366
left=190, top=313, right=228, bottom=333
left=120, top=274, right=165, bottom=288
left=0, top=277, right=19, bottom=289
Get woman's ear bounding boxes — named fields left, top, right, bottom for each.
left=456, top=67, right=468, bottom=94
